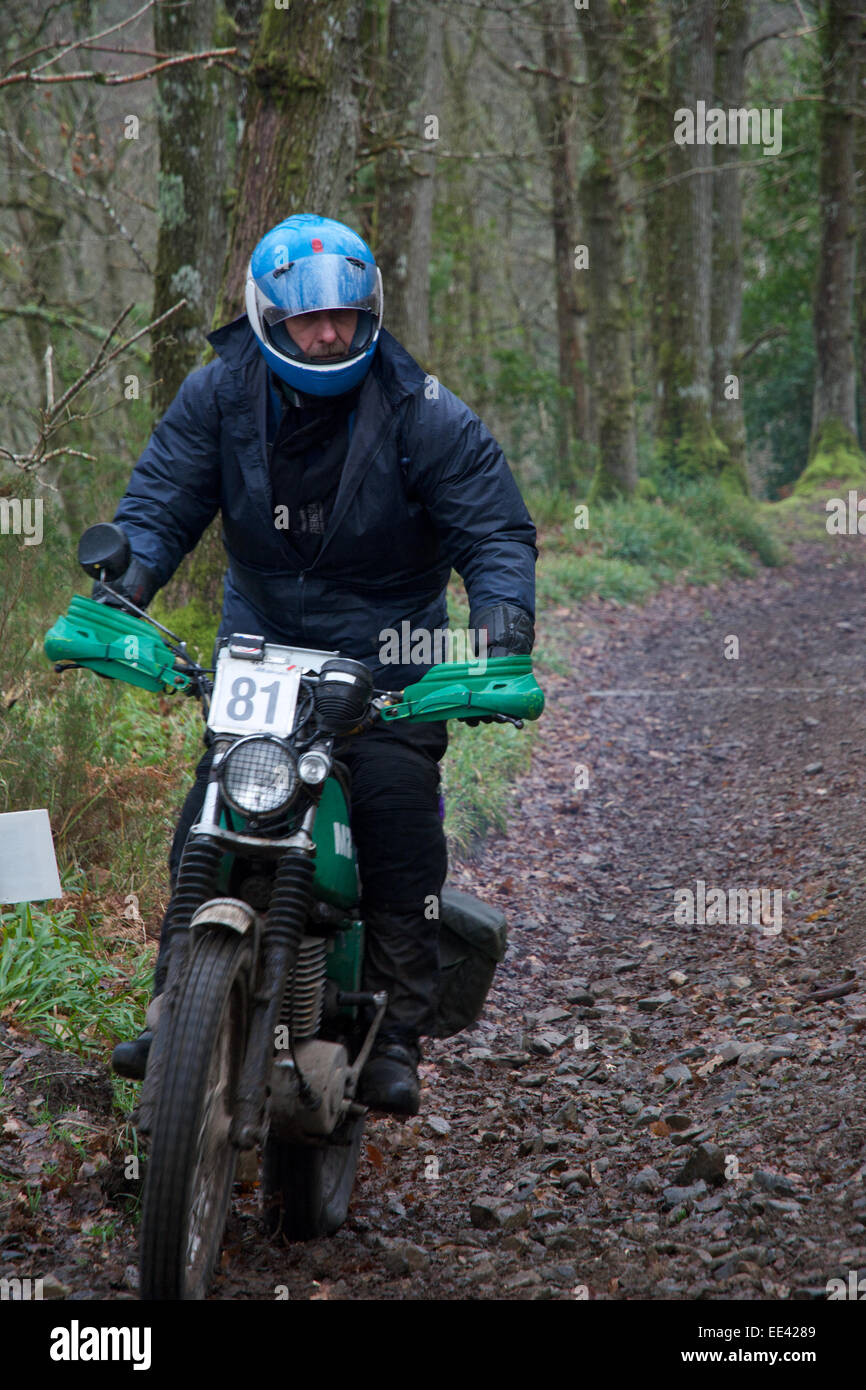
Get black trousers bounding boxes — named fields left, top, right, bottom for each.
left=156, top=719, right=449, bottom=1039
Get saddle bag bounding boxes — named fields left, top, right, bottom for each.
left=431, top=885, right=508, bottom=1039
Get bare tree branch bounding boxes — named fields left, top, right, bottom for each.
left=743, top=22, right=818, bottom=56
left=513, top=60, right=584, bottom=88
left=0, top=299, right=187, bottom=475
left=0, top=126, right=152, bottom=275
left=736, top=325, right=790, bottom=365
left=29, top=0, right=156, bottom=73
left=0, top=48, right=237, bottom=91
left=44, top=344, right=55, bottom=414
left=2, top=0, right=154, bottom=77
left=0, top=305, right=149, bottom=360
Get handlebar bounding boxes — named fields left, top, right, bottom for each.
left=45, top=584, right=544, bottom=728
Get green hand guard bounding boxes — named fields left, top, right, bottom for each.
left=44, top=595, right=192, bottom=695
left=380, top=654, right=545, bottom=724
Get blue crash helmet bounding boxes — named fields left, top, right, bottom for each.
left=245, top=214, right=384, bottom=397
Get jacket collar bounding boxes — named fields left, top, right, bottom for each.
left=206, top=315, right=426, bottom=409
left=205, top=317, right=427, bottom=570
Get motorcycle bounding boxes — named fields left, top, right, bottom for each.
left=44, top=522, right=545, bottom=1301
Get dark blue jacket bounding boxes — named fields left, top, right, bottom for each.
left=113, top=316, right=537, bottom=689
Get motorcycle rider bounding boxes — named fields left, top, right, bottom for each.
left=107, top=213, right=536, bottom=1114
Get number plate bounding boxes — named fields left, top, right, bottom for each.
left=208, top=654, right=302, bottom=737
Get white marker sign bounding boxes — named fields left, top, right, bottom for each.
left=0, top=809, right=62, bottom=903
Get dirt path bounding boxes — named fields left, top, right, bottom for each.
left=3, top=533, right=866, bottom=1301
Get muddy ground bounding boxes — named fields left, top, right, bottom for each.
left=2, top=529, right=865, bottom=1304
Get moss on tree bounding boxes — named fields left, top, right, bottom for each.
left=793, top=417, right=866, bottom=495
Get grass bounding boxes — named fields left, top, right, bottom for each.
left=529, top=479, right=785, bottom=607
left=0, top=897, right=151, bottom=1056
left=442, top=718, right=535, bottom=855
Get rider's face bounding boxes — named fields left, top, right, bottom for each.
left=284, top=309, right=358, bottom=358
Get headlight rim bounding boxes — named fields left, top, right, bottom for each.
left=219, top=733, right=298, bottom=821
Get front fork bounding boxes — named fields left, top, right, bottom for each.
left=231, top=848, right=316, bottom=1148
left=138, top=793, right=389, bottom=1146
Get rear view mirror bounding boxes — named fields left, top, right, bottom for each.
left=77, top=523, right=131, bottom=581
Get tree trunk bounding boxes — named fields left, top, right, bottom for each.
left=626, top=1, right=671, bottom=442
left=580, top=0, right=637, bottom=500
left=151, top=1, right=236, bottom=416
left=808, top=0, right=862, bottom=463
left=658, top=0, right=726, bottom=475
left=435, top=11, right=488, bottom=407
left=373, top=0, right=443, bottom=364
left=710, top=0, right=749, bottom=491
left=165, top=0, right=364, bottom=623
left=857, top=78, right=866, bottom=451
left=218, top=0, right=366, bottom=322
left=534, top=0, right=588, bottom=483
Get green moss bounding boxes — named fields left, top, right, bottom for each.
left=212, top=3, right=237, bottom=48
left=671, top=416, right=729, bottom=477
left=793, top=417, right=866, bottom=496
left=157, top=173, right=185, bottom=231
left=588, top=461, right=631, bottom=504
left=253, top=6, right=326, bottom=102
left=148, top=595, right=219, bottom=668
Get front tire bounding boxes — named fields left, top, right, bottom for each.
left=139, top=928, right=251, bottom=1300
left=262, top=1113, right=365, bottom=1239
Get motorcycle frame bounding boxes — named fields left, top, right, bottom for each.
left=136, top=729, right=385, bottom=1151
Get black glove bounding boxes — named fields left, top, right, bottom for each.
left=464, top=602, right=535, bottom=725
left=470, top=601, right=535, bottom=659
left=91, top=556, right=159, bottom=611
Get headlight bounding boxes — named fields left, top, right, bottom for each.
left=313, top=657, right=373, bottom=734
left=298, top=750, right=331, bottom=786
left=220, top=737, right=298, bottom=818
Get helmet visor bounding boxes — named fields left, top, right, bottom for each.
left=266, top=308, right=378, bottom=362
left=255, top=253, right=382, bottom=326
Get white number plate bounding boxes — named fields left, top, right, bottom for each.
left=208, top=655, right=302, bottom=737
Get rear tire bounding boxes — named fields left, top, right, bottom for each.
left=262, top=1114, right=365, bottom=1239
left=139, top=928, right=251, bottom=1300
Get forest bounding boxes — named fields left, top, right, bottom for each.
left=0, top=0, right=865, bottom=1320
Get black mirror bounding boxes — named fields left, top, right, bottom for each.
left=78, top=523, right=131, bottom=581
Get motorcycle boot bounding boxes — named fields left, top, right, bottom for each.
left=111, top=906, right=173, bottom=1079
left=111, top=988, right=164, bottom=1078
left=111, top=1030, right=153, bottom=1080
left=355, top=895, right=440, bottom=1116
left=358, top=1026, right=421, bottom=1116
